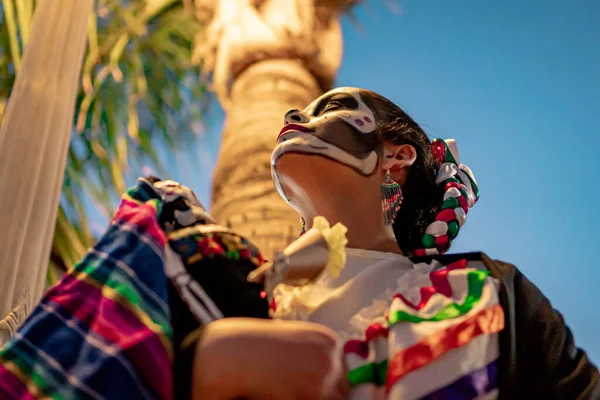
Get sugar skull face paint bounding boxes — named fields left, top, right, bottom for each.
left=271, top=87, right=381, bottom=204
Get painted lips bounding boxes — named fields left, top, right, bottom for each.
left=277, top=123, right=313, bottom=141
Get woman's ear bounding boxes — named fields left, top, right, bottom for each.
left=381, top=143, right=417, bottom=172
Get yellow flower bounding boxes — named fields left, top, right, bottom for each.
left=312, top=216, right=348, bottom=279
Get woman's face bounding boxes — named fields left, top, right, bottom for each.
left=271, top=87, right=384, bottom=205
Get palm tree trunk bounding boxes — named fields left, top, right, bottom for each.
left=195, top=0, right=345, bottom=255
left=211, top=59, right=322, bottom=256
left=0, top=0, right=93, bottom=343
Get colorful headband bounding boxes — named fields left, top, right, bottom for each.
left=412, top=138, right=479, bottom=256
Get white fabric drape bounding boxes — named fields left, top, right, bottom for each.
left=0, top=0, right=93, bottom=345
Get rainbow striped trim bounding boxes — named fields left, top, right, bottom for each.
left=344, top=259, right=504, bottom=399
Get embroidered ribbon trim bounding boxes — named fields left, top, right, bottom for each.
left=420, top=361, right=498, bottom=400
left=389, top=270, right=489, bottom=325
left=385, top=304, right=505, bottom=391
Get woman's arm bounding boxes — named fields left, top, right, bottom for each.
left=189, top=318, right=349, bottom=400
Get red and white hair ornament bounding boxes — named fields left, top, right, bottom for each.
left=412, top=138, right=479, bottom=257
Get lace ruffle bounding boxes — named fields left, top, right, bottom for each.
left=339, top=260, right=440, bottom=341
left=272, top=258, right=443, bottom=339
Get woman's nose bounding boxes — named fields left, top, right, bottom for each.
left=284, top=109, right=310, bottom=124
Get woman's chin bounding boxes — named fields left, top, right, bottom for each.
left=276, top=152, right=376, bottom=199
left=276, top=152, right=355, bottom=179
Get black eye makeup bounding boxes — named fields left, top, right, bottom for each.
left=312, top=93, right=359, bottom=116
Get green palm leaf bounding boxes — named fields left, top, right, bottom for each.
left=0, top=0, right=208, bottom=286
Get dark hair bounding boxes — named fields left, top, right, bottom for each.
left=360, top=90, right=441, bottom=255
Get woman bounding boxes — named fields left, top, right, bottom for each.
left=1, top=88, right=598, bottom=400
left=195, top=87, right=599, bottom=399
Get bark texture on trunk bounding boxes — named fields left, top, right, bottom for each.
left=211, top=59, right=322, bottom=256
left=195, top=0, right=344, bottom=256
left=0, top=0, right=92, bottom=344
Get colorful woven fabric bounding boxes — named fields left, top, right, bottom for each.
left=170, top=227, right=264, bottom=267
left=344, top=259, right=504, bottom=399
left=0, top=179, right=175, bottom=399
left=0, top=177, right=266, bottom=400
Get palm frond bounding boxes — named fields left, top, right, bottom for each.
left=0, top=0, right=209, bottom=286
left=71, top=0, right=207, bottom=212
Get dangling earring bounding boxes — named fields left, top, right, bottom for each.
left=381, top=170, right=403, bottom=226
left=296, top=217, right=306, bottom=239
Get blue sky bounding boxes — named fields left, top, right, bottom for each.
left=334, top=0, right=600, bottom=361
left=346, top=0, right=600, bottom=361
left=144, top=0, right=600, bottom=361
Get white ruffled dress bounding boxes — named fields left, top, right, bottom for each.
left=272, top=248, right=503, bottom=400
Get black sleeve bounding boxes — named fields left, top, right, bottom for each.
left=173, top=324, right=204, bottom=400
left=144, top=177, right=269, bottom=399
left=170, top=242, right=269, bottom=400
left=512, top=267, right=600, bottom=399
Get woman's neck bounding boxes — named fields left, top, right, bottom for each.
left=283, top=169, right=403, bottom=255
left=303, top=200, right=403, bottom=255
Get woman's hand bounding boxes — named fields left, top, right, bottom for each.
left=192, top=318, right=349, bottom=400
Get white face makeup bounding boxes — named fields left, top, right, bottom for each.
left=302, top=87, right=377, bottom=134
left=271, top=87, right=381, bottom=204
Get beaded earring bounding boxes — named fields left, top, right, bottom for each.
left=381, top=170, right=403, bottom=226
